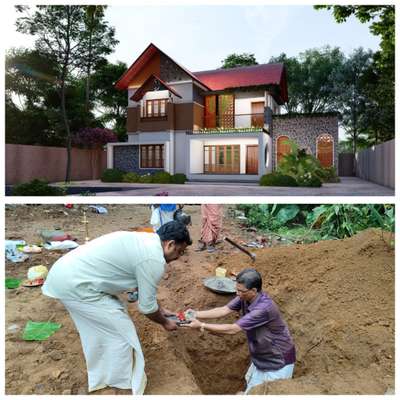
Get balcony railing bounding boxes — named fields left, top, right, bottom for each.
left=188, top=113, right=265, bottom=134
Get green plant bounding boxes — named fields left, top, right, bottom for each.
left=11, top=179, right=67, bottom=196
left=170, top=173, right=187, bottom=184
left=296, top=173, right=322, bottom=187
left=315, top=166, right=340, bottom=183
left=260, top=173, right=298, bottom=187
left=306, top=204, right=395, bottom=239
left=101, top=168, right=124, bottom=182
left=122, top=172, right=140, bottom=183
left=277, top=139, right=326, bottom=187
left=139, top=174, right=153, bottom=183
left=152, top=171, right=172, bottom=183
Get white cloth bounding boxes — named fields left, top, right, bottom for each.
left=245, top=362, right=294, bottom=394
left=42, top=231, right=167, bottom=394
left=42, top=231, right=166, bottom=314
left=150, top=206, right=174, bottom=231
left=61, top=297, right=146, bottom=394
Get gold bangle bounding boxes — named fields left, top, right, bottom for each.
left=200, top=322, right=205, bottom=333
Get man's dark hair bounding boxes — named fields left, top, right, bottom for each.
left=157, top=220, right=192, bottom=245
left=236, top=268, right=262, bottom=292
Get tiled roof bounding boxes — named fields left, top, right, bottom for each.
left=116, top=44, right=288, bottom=103
left=193, top=63, right=288, bottom=103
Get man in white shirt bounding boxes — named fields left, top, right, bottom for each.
left=42, top=221, right=192, bottom=394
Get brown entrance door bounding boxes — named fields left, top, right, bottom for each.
left=251, top=102, right=264, bottom=127
left=246, top=145, right=258, bottom=174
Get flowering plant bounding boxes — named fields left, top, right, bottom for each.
left=73, top=128, right=118, bottom=148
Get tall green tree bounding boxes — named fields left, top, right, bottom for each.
left=332, top=48, right=373, bottom=157
left=221, top=53, right=258, bottom=69
left=315, top=5, right=394, bottom=144
left=82, top=6, right=117, bottom=114
left=15, top=5, right=117, bottom=182
left=270, top=46, right=345, bottom=114
left=91, top=61, right=128, bottom=141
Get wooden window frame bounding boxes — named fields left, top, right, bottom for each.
left=204, top=144, right=240, bottom=174
left=144, top=99, right=168, bottom=118
left=140, top=144, right=164, bottom=169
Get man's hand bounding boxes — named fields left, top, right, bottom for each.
left=162, top=318, right=178, bottom=331
left=183, top=319, right=202, bottom=329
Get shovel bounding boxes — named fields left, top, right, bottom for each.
left=224, top=237, right=256, bottom=261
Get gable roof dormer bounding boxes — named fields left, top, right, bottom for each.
left=130, top=74, right=182, bottom=102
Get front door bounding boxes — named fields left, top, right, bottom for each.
left=251, top=102, right=264, bottom=127
left=246, top=145, right=258, bottom=174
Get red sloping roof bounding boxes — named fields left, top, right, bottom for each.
left=193, top=63, right=288, bottom=103
left=130, top=74, right=182, bottom=101
left=115, top=43, right=210, bottom=91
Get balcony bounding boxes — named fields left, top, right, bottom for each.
left=188, top=113, right=265, bottom=134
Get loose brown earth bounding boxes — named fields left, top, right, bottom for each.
left=4, top=205, right=395, bottom=395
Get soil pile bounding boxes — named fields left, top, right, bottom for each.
left=4, top=205, right=394, bottom=394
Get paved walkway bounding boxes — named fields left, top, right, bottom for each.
left=62, top=177, right=394, bottom=197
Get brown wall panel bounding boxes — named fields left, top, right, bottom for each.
left=174, top=103, right=194, bottom=130
left=126, top=107, right=139, bottom=132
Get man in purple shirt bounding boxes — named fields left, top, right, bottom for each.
left=185, top=268, right=295, bottom=393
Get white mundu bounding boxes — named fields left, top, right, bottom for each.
left=42, top=231, right=166, bottom=394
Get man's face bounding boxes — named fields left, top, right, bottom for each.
left=163, top=240, right=187, bottom=263
left=236, top=282, right=257, bottom=302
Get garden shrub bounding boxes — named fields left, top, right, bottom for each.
left=317, top=166, right=340, bottom=183
left=152, top=171, right=172, bottom=183
left=259, top=173, right=298, bottom=187
left=170, top=173, right=187, bottom=184
left=11, top=179, right=66, bottom=196
left=101, top=168, right=124, bottom=182
left=122, top=172, right=140, bottom=183
left=296, top=173, right=322, bottom=187
left=139, top=174, right=154, bottom=183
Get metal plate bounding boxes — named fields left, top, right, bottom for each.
left=203, top=276, right=236, bottom=294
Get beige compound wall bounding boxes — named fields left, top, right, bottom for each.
left=6, top=144, right=107, bottom=184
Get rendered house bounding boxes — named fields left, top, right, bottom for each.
left=108, top=43, right=338, bottom=181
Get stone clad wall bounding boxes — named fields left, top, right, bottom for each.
left=113, top=145, right=161, bottom=174
left=272, top=114, right=339, bottom=171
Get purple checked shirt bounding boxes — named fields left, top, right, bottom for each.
left=227, top=292, right=296, bottom=371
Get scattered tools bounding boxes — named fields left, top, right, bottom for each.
left=223, top=236, right=256, bottom=261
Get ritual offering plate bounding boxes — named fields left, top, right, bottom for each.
left=203, top=276, right=236, bottom=294
left=22, top=278, right=44, bottom=287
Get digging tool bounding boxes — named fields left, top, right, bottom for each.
left=224, top=237, right=256, bottom=261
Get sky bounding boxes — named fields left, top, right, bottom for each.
left=6, top=4, right=380, bottom=71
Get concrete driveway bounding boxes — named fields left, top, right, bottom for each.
left=62, top=177, right=394, bottom=197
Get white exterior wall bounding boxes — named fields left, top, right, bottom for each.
left=189, top=140, right=204, bottom=173
left=234, top=91, right=265, bottom=128
left=264, top=133, right=273, bottom=173
left=168, top=81, right=193, bottom=103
